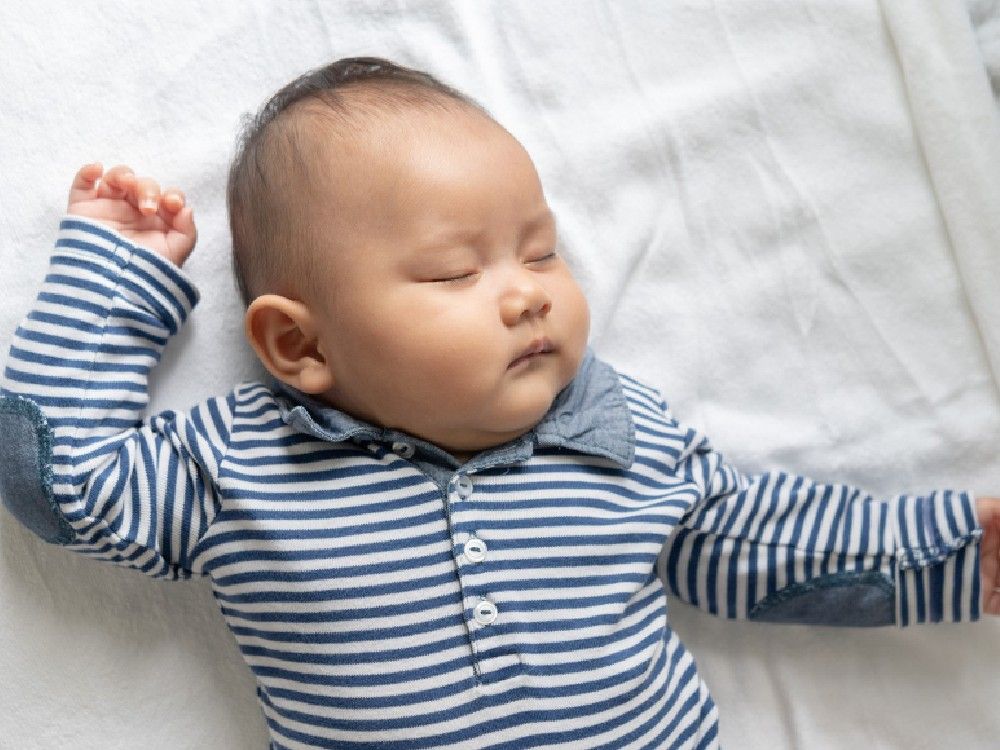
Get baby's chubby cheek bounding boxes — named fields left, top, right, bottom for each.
left=561, top=283, right=591, bottom=362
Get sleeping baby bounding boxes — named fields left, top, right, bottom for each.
left=1, top=55, right=999, bottom=750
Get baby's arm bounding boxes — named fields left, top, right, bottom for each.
left=657, top=399, right=985, bottom=627
left=0, top=164, right=235, bottom=579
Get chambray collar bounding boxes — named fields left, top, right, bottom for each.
left=269, top=345, right=635, bottom=470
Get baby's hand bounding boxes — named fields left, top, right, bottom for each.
left=66, top=163, right=197, bottom=267
left=977, top=496, right=1000, bottom=615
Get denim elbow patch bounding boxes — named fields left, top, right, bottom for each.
left=748, top=570, right=896, bottom=627
left=0, top=395, right=74, bottom=545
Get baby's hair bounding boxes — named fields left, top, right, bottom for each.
left=226, top=56, right=492, bottom=309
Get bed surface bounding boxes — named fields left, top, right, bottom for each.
left=1, top=1, right=999, bottom=747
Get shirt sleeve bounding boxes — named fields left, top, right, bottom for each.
left=655, top=399, right=984, bottom=626
left=0, top=216, right=236, bottom=580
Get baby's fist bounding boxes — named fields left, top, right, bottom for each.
left=66, top=163, right=197, bottom=267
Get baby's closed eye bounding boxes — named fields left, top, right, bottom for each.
left=430, top=251, right=558, bottom=283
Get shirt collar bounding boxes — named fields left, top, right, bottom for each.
left=269, top=345, right=635, bottom=469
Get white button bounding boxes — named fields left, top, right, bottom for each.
left=391, top=441, right=415, bottom=458
left=474, top=599, right=498, bottom=625
left=464, top=537, right=487, bottom=563
left=452, top=473, right=473, bottom=498
left=366, top=442, right=378, bottom=452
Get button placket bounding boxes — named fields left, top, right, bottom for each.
left=443, top=472, right=521, bottom=688
left=450, top=474, right=481, bottom=561
left=447, top=474, right=498, bottom=649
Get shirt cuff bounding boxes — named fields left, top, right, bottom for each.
left=892, top=490, right=984, bottom=625
left=56, top=214, right=200, bottom=333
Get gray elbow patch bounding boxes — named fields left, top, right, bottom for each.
left=749, top=570, right=896, bottom=627
left=0, top=395, right=75, bottom=545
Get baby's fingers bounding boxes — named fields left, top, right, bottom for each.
left=94, top=164, right=137, bottom=201
left=160, top=189, right=196, bottom=245
left=66, top=163, right=104, bottom=208
left=132, top=176, right=162, bottom=215
left=171, top=205, right=197, bottom=245
left=160, top=188, right=186, bottom=214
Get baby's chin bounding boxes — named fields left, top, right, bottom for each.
left=390, top=360, right=573, bottom=449
left=491, top=393, right=561, bottom=438
left=431, top=399, right=555, bottom=453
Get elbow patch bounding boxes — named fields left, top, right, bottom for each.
left=748, top=570, right=896, bottom=627
left=0, top=395, right=75, bottom=545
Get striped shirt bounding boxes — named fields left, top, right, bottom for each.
left=0, top=216, right=984, bottom=750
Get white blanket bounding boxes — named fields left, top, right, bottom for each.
left=1, top=1, right=999, bottom=748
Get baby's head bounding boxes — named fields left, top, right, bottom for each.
left=227, top=57, right=590, bottom=458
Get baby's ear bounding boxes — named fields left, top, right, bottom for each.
left=244, top=295, right=334, bottom=394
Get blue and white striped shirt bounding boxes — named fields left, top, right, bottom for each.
left=0, top=217, right=984, bottom=749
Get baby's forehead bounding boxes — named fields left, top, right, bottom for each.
left=294, top=102, right=510, bottom=201
left=284, top=97, right=535, bottom=251
left=321, top=99, right=510, bottom=172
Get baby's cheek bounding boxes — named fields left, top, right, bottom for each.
left=577, top=291, right=591, bottom=337
left=561, top=280, right=591, bottom=340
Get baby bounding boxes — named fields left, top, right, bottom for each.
left=1, top=56, right=999, bottom=750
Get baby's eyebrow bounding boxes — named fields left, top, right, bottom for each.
left=415, top=209, right=556, bottom=253
left=520, top=209, right=557, bottom=241
left=417, top=227, right=484, bottom=251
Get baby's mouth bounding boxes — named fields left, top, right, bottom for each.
left=508, top=337, right=555, bottom=368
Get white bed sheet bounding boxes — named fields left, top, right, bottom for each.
left=1, top=1, right=999, bottom=748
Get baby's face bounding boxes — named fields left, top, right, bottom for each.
left=305, top=107, right=590, bottom=458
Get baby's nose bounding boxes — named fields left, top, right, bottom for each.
left=501, top=281, right=551, bottom=325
